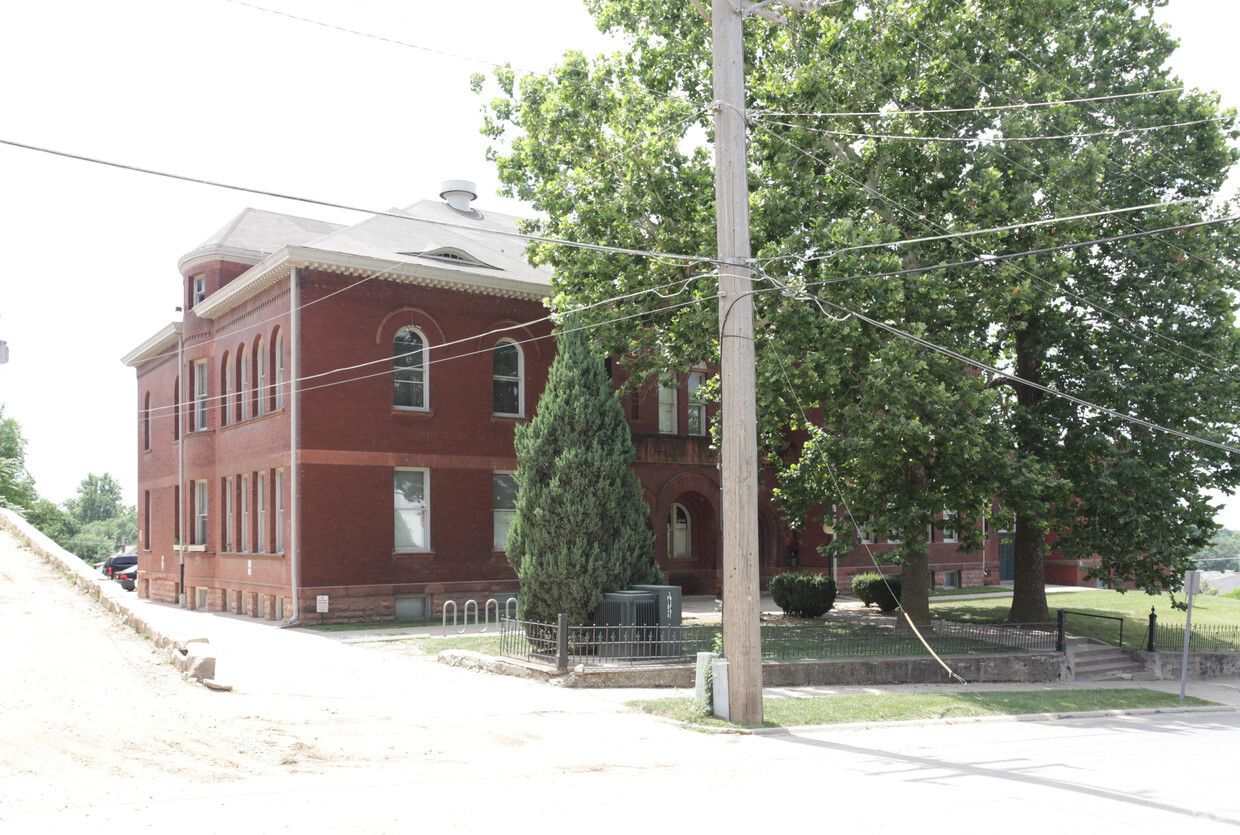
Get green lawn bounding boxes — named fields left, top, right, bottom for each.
left=631, top=688, right=1214, bottom=729
left=931, top=589, right=1240, bottom=650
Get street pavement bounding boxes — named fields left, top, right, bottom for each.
left=4, top=511, right=1240, bottom=833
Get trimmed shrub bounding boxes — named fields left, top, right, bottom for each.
left=852, top=573, right=902, bottom=612
left=769, top=572, right=837, bottom=618
left=872, top=576, right=902, bottom=612
left=852, top=572, right=883, bottom=605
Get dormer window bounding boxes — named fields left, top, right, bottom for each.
left=399, top=248, right=496, bottom=269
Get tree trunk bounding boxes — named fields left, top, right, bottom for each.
left=899, top=464, right=931, bottom=626
left=1007, top=323, right=1050, bottom=623
left=900, top=541, right=932, bottom=626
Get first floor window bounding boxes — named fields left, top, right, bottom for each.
left=493, top=472, right=518, bottom=551
left=275, top=469, right=285, bottom=553
left=940, top=510, right=958, bottom=544
left=257, top=471, right=267, bottom=553
left=194, top=481, right=208, bottom=546
left=241, top=474, right=250, bottom=552
left=224, top=477, right=234, bottom=551
left=394, top=468, right=428, bottom=551
left=668, top=503, right=691, bottom=559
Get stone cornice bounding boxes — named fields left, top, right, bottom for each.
left=121, top=322, right=182, bottom=368
left=192, top=246, right=551, bottom=320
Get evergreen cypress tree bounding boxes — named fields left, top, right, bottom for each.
left=507, top=319, right=661, bottom=625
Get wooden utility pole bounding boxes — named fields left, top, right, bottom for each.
left=713, top=0, right=763, bottom=725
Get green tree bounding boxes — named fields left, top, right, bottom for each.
left=1193, top=529, right=1240, bottom=573
left=65, top=473, right=125, bottom=524
left=506, top=317, right=662, bottom=625
left=0, top=404, right=38, bottom=512
left=478, top=0, right=1240, bottom=623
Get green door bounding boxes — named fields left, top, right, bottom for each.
left=997, top=531, right=1015, bottom=582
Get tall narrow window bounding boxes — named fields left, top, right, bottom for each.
left=668, top=503, right=691, bottom=559
left=687, top=372, right=706, bottom=436
left=174, top=485, right=180, bottom=543
left=143, top=392, right=151, bottom=451
left=256, top=335, right=267, bottom=416
left=274, top=331, right=285, bottom=410
left=275, top=469, right=285, bottom=553
left=492, top=340, right=522, bottom=416
left=394, top=468, right=429, bottom=551
left=658, top=375, right=677, bottom=434
left=221, top=353, right=232, bottom=427
left=940, top=510, right=958, bottom=544
left=193, top=360, right=208, bottom=432
left=143, top=490, right=150, bottom=550
left=238, top=345, right=250, bottom=422
left=225, top=476, right=234, bottom=551
left=173, top=377, right=180, bottom=441
left=394, top=327, right=427, bottom=410
left=257, top=471, right=267, bottom=552
left=241, top=474, right=250, bottom=552
left=192, top=275, right=206, bottom=305
left=194, top=480, right=208, bottom=546
left=492, top=473, right=518, bottom=551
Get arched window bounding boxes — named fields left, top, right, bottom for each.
left=238, top=344, right=250, bottom=422
left=393, top=327, right=427, bottom=410
left=274, top=330, right=285, bottom=410
left=668, top=503, right=691, bottom=559
left=255, top=335, right=267, bottom=416
left=492, top=340, right=523, bottom=416
left=221, top=352, right=232, bottom=426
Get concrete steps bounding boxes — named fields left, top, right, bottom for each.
left=1066, top=640, right=1153, bottom=681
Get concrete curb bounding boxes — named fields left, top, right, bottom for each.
left=0, top=509, right=218, bottom=683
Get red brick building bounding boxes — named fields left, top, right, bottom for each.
left=124, top=184, right=1007, bottom=624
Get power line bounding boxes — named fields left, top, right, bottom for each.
left=752, top=114, right=1228, bottom=144
left=753, top=86, right=1187, bottom=118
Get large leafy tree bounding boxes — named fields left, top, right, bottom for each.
left=479, top=0, right=1240, bottom=622
left=64, top=473, right=125, bottom=525
left=0, top=404, right=38, bottom=512
left=506, top=317, right=662, bottom=625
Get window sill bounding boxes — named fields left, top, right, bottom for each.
left=394, top=550, right=434, bottom=561
left=491, top=414, right=526, bottom=423
left=393, top=408, right=434, bottom=418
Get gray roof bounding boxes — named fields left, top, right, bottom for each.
left=178, top=209, right=348, bottom=269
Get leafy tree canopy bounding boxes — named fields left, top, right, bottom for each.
left=479, top=0, right=1240, bottom=622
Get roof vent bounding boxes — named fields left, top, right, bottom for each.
left=439, top=180, right=478, bottom=212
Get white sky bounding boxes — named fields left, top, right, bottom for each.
left=1, top=0, right=1239, bottom=529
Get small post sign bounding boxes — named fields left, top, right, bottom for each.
left=316, top=595, right=329, bottom=613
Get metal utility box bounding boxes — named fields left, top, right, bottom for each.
left=629, top=584, right=683, bottom=658
left=629, top=584, right=682, bottom=627
left=594, top=591, right=658, bottom=659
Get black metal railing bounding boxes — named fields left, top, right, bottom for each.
left=1058, top=609, right=1125, bottom=651
left=1148, top=621, right=1240, bottom=653
left=499, top=617, right=1058, bottom=669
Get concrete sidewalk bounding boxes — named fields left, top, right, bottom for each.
left=5, top=507, right=1238, bottom=718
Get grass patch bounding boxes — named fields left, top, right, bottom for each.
left=929, top=586, right=1012, bottom=597
left=305, top=618, right=443, bottom=633
left=931, top=589, right=1240, bottom=650
left=356, top=635, right=506, bottom=657
left=630, top=688, right=1214, bottom=729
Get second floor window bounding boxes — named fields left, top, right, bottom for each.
left=394, top=327, right=427, bottom=410
left=493, top=340, right=522, bottom=416
left=687, top=372, right=706, bottom=436
left=193, top=361, right=208, bottom=432
left=658, top=376, right=677, bottom=434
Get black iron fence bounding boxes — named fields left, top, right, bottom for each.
left=499, top=616, right=1058, bottom=670
left=1147, top=621, right=1240, bottom=653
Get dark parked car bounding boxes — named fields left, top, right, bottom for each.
left=100, top=554, right=137, bottom=580
left=115, top=563, right=138, bottom=592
